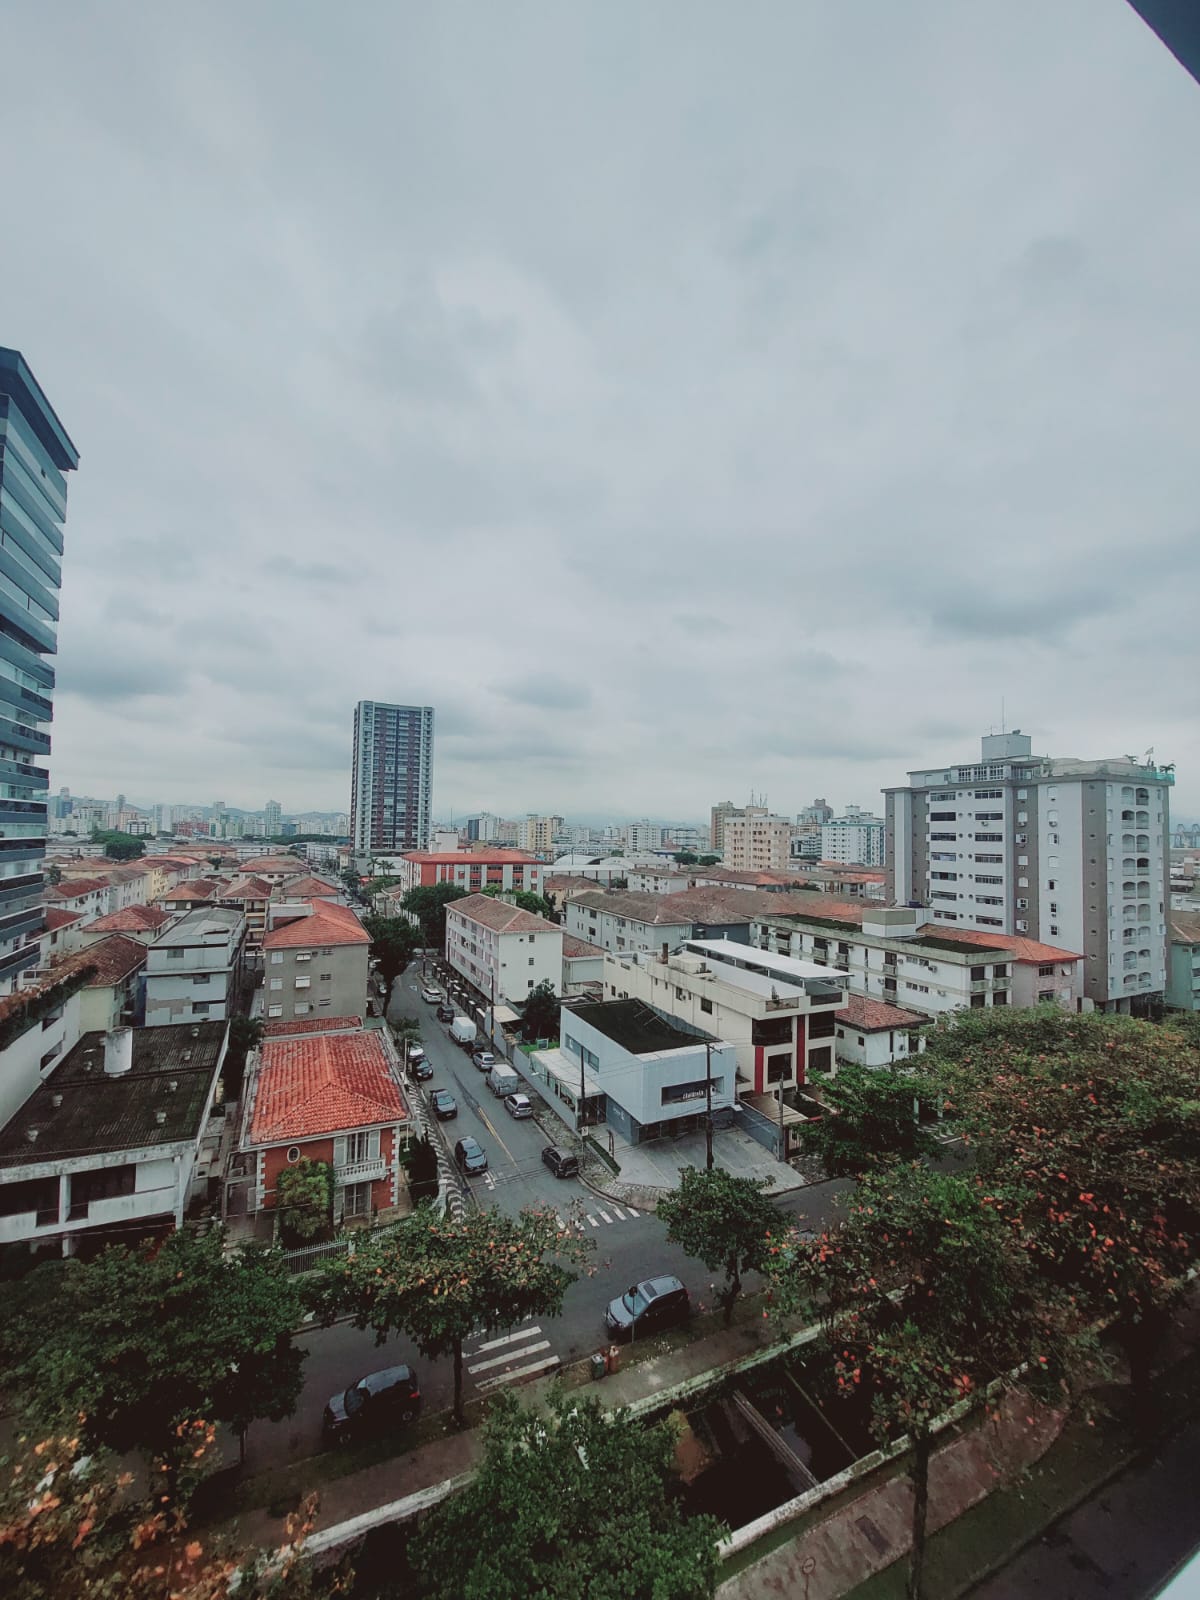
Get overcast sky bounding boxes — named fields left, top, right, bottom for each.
left=6, top=1, right=1199, bottom=823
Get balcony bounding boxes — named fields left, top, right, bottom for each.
left=335, top=1157, right=388, bottom=1185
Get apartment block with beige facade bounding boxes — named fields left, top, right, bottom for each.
left=721, top=807, right=793, bottom=872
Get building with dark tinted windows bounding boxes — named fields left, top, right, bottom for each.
left=350, top=701, right=434, bottom=854
left=0, top=348, right=79, bottom=994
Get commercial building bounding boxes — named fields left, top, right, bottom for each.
left=240, top=1018, right=412, bottom=1226
left=260, top=899, right=370, bottom=1024
left=0, top=348, right=79, bottom=998
left=884, top=731, right=1172, bottom=1013
left=350, top=700, right=434, bottom=854
left=388, top=849, right=544, bottom=898
left=143, top=908, right=247, bottom=1027
left=0, top=1021, right=226, bottom=1256
left=445, top=893, right=563, bottom=1004
left=722, top=807, right=793, bottom=873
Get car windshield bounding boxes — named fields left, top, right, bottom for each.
left=344, top=1382, right=367, bottom=1415
left=622, top=1286, right=651, bottom=1316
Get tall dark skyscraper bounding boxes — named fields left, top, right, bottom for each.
left=0, top=348, right=79, bottom=994
left=350, top=701, right=434, bottom=854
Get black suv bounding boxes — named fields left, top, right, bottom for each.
left=323, top=1365, right=421, bottom=1442
left=436, top=1002, right=455, bottom=1023
left=541, top=1146, right=580, bottom=1179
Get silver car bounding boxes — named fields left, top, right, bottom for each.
left=504, top=1092, right=533, bottom=1119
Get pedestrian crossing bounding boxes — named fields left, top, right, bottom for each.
left=556, top=1203, right=640, bottom=1231
left=463, top=1322, right=560, bottom=1394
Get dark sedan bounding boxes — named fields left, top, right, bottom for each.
left=430, top=1088, right=457, bottom=1119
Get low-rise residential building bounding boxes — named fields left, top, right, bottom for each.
left=44, top=877, right=111, bottom=924
left=143, top=908, right=247, bottom=1027
left=624, top=867, right=694, bottom=895
left=833, top=995, right=929, bottom=1069
left=561, top=934, right=605, bottom=997
left=234, top=853, right=308, bottom=883
left=79, top=904, right=173, bottom=945
left=528, top=998, right=737, bottom=1146
left=215, top=875, right=275, bottom=952
left=445, top=894, right=563, bottom=1004
left=39, top=908, right=86, bottom=966
left=391, top=850, right=545, bottom=897
left=0, top=965, right=89, bottom=1129
left=58, top=935, right=146, bottom=1033
left=1167, top=913, right=1200, bottom=1012
left=158, top=879, right=230, bottom=913
left=278, top=874, right=341, bottom=904
left=261, top=900, right=369, bottom=1024
left=564, top=886, right=797, bottom=956
left=0, top=1021, right=226, bottom=1256
left=240, top=1019, right=412, bottom=1226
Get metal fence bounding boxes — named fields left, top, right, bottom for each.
left=278, top=1234, right=361, bottom=1273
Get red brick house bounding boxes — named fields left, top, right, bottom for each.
left=242, top=1018, right=412, bottom=1225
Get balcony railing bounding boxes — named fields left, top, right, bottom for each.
left=335, top=1157, right=388, bottom=1184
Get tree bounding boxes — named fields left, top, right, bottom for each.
left=45, top=863, right=62, bottom=886
left=929, top=1007, right=1200, bottom=1416
left=89, top=828, right=145, bottom=861
left=673, top=851, right=698, bottom=865
left=402, top=883, right=470, bottom=947
left=766, top=1168, right=1091, bottom=1600
left=802, top=1061, right=943, bottom=1177
left=391, top=1014, right=423, bottom=1059
left=657, top=1168, right=778, bottom=1325
left=480, top=885, right=556, bottom=919
left=0, top=1425, right=326, bottom=1600
left=308, top=1207, right=592, bottom=1424
left=2, top=1230, right=305, bottom=1476
left=223, top=1014, right=264, bottom=1103
left=275, top=1159, right=333, bottom=1245
left=520, top=979, right=560, bottom=1043
left=406, top=1134, right=440, bottom=1203
left=698, top=854, right=720, bottom=866
left=362, top=914, right=421, bottom=989
left=410, top=1388, right=721, bottom=1600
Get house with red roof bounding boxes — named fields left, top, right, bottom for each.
left=39, top=907, right=86, bottom=965
left=241, top=1020, right=412, bottom=1224
left=261, top=900, right=370, bottom=1025
left=390, top=849, right=544, bottom=898
left=833, top=994, right=930, bottom=1070
left=79, top=904, right=174, bottom=945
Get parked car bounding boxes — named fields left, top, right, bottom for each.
left=411, top=1056, right=434, bottom=1081
left=406, top=1043, right=426, bottom=1065
left=430, top=1089, right=457, bottom=1120
left=454, top=1136, right=488, bottom=1175
left=421, top=987, right=441, bottom=1004
left=605, top=1276, right=690, bottom=1341
left=436, top=1002, right=455, bottom=1023
left=504, top=1092, right=533, bottom=1119
left=541, top=1146, right=579, bottom=1179
left=323, top=1365, right=421, bottom=1442
left=472, top=1049, right=496, bottom=1072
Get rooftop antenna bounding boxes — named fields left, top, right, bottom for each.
left=1001, top=695, right=1005, bottom=734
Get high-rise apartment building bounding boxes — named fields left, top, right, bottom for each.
left=884, top=731, right=1173, bottom=1014
left=263, top=799, right=282, bottom=837
left=518, top=814, right=564, bottom=855
left=0, top=348, right=79, bottom=994
left=821, top=809, right=886, bottom=867
left=722, top=807, right=793, bottom=872
left=710, top=800, right=739, bottom=853
left=350, top=701, right=434, bottom=854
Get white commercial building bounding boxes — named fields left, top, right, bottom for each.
left=445, top=893, right=563, bottom=1004
left=885, top=731, right=1172, bottom=1013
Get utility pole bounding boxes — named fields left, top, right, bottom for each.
left=705, top=1039, right=714, bottom=1171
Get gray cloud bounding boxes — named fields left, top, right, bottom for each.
left=5, top=0, right=1199, bottom=820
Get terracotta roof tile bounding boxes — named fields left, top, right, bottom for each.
left=278, top=875, right=340, bottom=898
left=836, top=994, right=929, bottom=1031
left=248, top=1030, right=410, bottom=1142
left=1169, top=912, right=1200, bottom=945
left=45, top=878, right=110, bottom=901
left=562, top=935, right=605, bottom=960
left=160, top=879, right=228, bottom=903
left=262, top=899, right=370, bottom=950
left=220, top=875, right=275, bottom=900
left=915, top=925, right=1083, bottom=964
left=85, top=905, right=173, bottom=933
left=54, top=934, right=146, bottom=989
left=447, top=894, right=559, bottom=935
left=263, top=1015, right=363, bottom=1037
left=43, top=908, right=83, bottom=931
left=236, top=855, right=308, bottom=875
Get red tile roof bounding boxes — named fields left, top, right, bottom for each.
left=160, top=879, right=228, bottom=903
left=836, top=994, right=929, bottom=1032
left=43, top=908, right=83, bottom=931
left=263, top=1015, right=363, bottom=1037
left=54, top=934, right=146, bottom=989
left=248, top=1030, right=410, bottom=1142
left=262, top=899, right=370, bottom=950
left=562, top=935, right=604, bottom=960
left=403, top=850, right=538, bottom=864
left=447, top=893, right=559, bottom=935
left=45, top=878, right=110, bottom=901
left=220, top=875, right=275, bottom=900
left=86, top=905, right=173, bottom=933
left=278, top=875, right=340, bottom=899
left=915, top=926, right=1083, bottom=964
left=236, top=855, right=308, bottom=875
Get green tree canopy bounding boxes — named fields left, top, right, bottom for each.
left=410, top=1388, right=721, bottom=1600
left=1, top=1230, right=305, bottom=1473
left=308, top=1207, right=592, bottom=1423
left=520, top=978, right=560, bottom=1042
left=698, top=854, right=720, bottom=866
left=223, top=1013, right=264, bottom=1103
left=401, top=883, right=470, bottom=947
left=90, top=828, right=145, bottom=860
left=275, top=1158, right=333, bottom=1245
left=362, top=913, right=422, bottom=988
left=480, top=885, right=556, bottom=919
left=673, top=851, right=698, bottom=864
left=657, top=1167, right=778, bottom=1324
left=802, top=1060, right=943, bottom=1177
left=766, top=1167, right=1092, bottom=1600
left=929, top=1006, right=1200, bottom=1406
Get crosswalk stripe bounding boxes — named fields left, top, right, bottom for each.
left=611, top=1205, right=625, bottom=1220
left=598, top=1209, right=612, bottom=1223
left=587, top=1215, right=599, bottom=1228
left=626, top=1206, right=639, bottom=1217
left=476, top=1353, right=560, bottom=1392
left=470, top=1325, right=543, bottom=1356
left=556, top=1215, right=568, bottom=1230
left=468, top=1339, right=551, bottom=1375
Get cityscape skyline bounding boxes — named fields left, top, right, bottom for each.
left=3, top=3, right=1198, bottom=820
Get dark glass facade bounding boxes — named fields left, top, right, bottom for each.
left=0, top=349, right=79, bottom=990
left=350, top=701, right=434, bottom=853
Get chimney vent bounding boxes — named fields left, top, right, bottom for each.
left=167, top=1080, right=178, bottom=1092
left=190, top=1026, right=200, bottom=1039
left=155, top=1110, right=167, bottom=1125
left=25, top=1127, right=39, bottom=1144
left=50, top=1093, right=63, bottom=1109
left=104, top=1027, right=134, bottom=1077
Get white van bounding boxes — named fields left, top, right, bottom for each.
left=487, top=1064, right=520, bottom=1098
left=449, top=1016, right=477, bottom=1047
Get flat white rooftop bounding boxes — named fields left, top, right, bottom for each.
left=683, top=938, right=850, bottom=986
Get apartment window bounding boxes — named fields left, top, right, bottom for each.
left=978, top=916, right=1004, bottom=927
left=270, top=952, right=283, bottom=964
left=1049, top=903, right=1058, bottom=916
left=1038, top=964, right=1054, bottom=977
left=40, top=1042, right=63, bottom=1069
left=320, top=972, right=332, bottom=981
left=1047, top=879, right=1056, bottom=891
left=295, top=1003, right=310, bottom=1015
left=295, top=977, right=311, bottom=989
left=167, top=948, right=184, bottom=960
left=318, top=998, right=332, bottom=1008
left=296, top=951, right=312, bottom=963
left=1050, top=924, right=1060, bottom=936
left=529, top=957, right=536, bottom=966
left=192, top=973, right=210, bottom=985
left=700, top=997, right=713, bottom=1013
left=992, top=991, right=1008, bottom=1006
left=268, top=1004, right=283, bottom=1017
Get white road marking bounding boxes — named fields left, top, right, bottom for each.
left=469, top=1325, right=543, bottom=1356
left=598, top=1209, right=612, bottom=1223
left=611, top=1205, right=625, bottom=1220
left=626, top=1206, right=639, bottom=1217
left=468, top=1339, right=551, bottom=1375
left=476, top=1354, right=560, bottom=1392
left=556, top=1216, right=568, bottom=1230
left=587, top=1215, right=599, bottom=1228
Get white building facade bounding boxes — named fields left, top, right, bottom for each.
left=820, top=812, right=886, bottom=867
left=445, top=894, right=563, bottom=1004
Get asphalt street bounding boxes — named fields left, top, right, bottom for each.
left=240, top=968, right=850, bottom=1473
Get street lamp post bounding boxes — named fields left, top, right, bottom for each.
left=705, top=1039, right=714, bottom=1171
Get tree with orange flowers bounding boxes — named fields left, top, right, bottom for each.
left=766, top=1167, right=1091, bottom=1600
left=308, top=1207, right=593, bottom=1424
left=927, top=1007, right=1200, bottom=1412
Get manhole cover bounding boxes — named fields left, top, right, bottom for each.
left=855, top=1515, right=891, bottom=1557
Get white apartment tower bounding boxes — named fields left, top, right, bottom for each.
left=350, top=701, right=434, bottom=854
left=884, top=732, right=1172, bottom=1014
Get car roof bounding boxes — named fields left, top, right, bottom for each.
left=432, top=1088, right=454, bottom=1100
left=458, top=1135, right=482, bottom=1151
left=360, top=1365, right=414, bottom=1393
left=641, top=1276, right=684, bottom=1299
left=508, top=1092, right=530, bottom=1101
left=546, top=1145, right=572, bottom=1158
